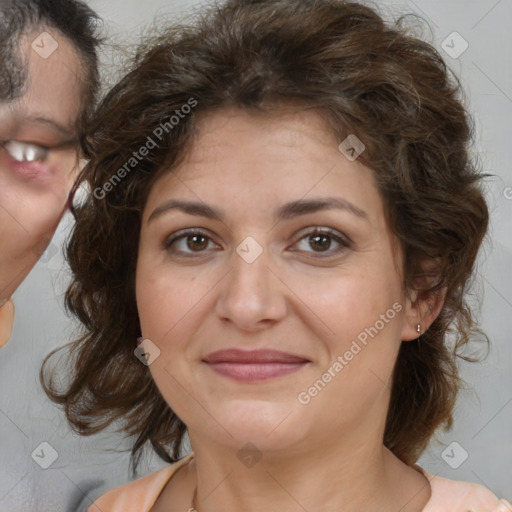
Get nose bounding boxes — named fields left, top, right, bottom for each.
left=215, top=246, right=288, bottom=332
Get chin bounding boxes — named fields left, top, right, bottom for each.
left=194, top=399, right=309, bottom=452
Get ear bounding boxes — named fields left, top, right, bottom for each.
left=401, top=261, right=447, bottom=341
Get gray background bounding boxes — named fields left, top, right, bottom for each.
left=0, top=0, right=511, bottom=510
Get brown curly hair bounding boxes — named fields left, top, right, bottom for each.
left=41, top=0, right=489, bottom=472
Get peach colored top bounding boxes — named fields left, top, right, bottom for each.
left=88, top=453, right=511, bottom=512
left=0, top=300, right=15, bottom=347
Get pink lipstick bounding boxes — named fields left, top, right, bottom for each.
left=203, top=349, right=309, bottom=382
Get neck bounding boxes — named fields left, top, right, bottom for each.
left=186, top=434, right=431, bottom=512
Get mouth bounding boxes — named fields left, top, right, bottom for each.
left=202, top=349, right=310, bottom=382
left=0, top=143, right=51, bottom=179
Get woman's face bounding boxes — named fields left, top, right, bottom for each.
left=136, top=108, right=419, bottom=454
left=0, top=31, right=84, bottom=303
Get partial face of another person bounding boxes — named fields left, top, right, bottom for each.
left=136, top=108, right=420, bottom=455
left=0, top=30, right=84, bottom=305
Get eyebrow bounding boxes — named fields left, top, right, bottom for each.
left=148, top=196, right=368, bottom=224
left=24, top=116, right=76, bottom=140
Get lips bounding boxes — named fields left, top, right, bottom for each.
left=0, top=146, right=51, bottom=179
left=203, top=349, right=309, bottom=382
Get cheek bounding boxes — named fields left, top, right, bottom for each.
left=290, top=261, right=403, bottom=347
left=297, top=278, right=403, bottom=426
left=293, top=258, right=404, bottom=410
left=136, top=260, right=210, bottom=345
left=0, top=156, right=74, bottom=244
left=329, top=279, right=403, bottom=395
left=0, top=186, right=67, bottom=240
left=0, top=197, right=67, bottom=264
left=136, top=266, right=209, bottom=416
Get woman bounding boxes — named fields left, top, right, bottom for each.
left=0, top=0, right=100, bottom=347
left=43, top=0, right=510, bottom=510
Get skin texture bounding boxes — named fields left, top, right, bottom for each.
left=136, top=108, right=444, bottom=512
left=0, top=29, right=83, bottom=345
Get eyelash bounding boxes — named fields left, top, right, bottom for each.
left=163, top=227, right=352, bottom=259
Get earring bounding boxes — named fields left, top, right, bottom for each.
left=416, top=324, right=421, bottom=334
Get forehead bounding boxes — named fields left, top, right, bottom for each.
left=147, top=108, right=384, bottom=224
left=171, top=108, right=369, bottom=191
left=1, top=29, right=85, bottom=136
left=187, top=107, right=339, bottom=163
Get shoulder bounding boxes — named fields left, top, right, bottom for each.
left=416, top=465, right=511, bottom=512
left=87, top=453, right=194, bottom=512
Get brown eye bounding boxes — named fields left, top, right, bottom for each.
left=308, top=233, right=332, bottom=252
left=186, top=234, right=209, bottom=251
left=290, top=228, right=351, bottom=258
left=164, top=229, right=221, bottom=257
